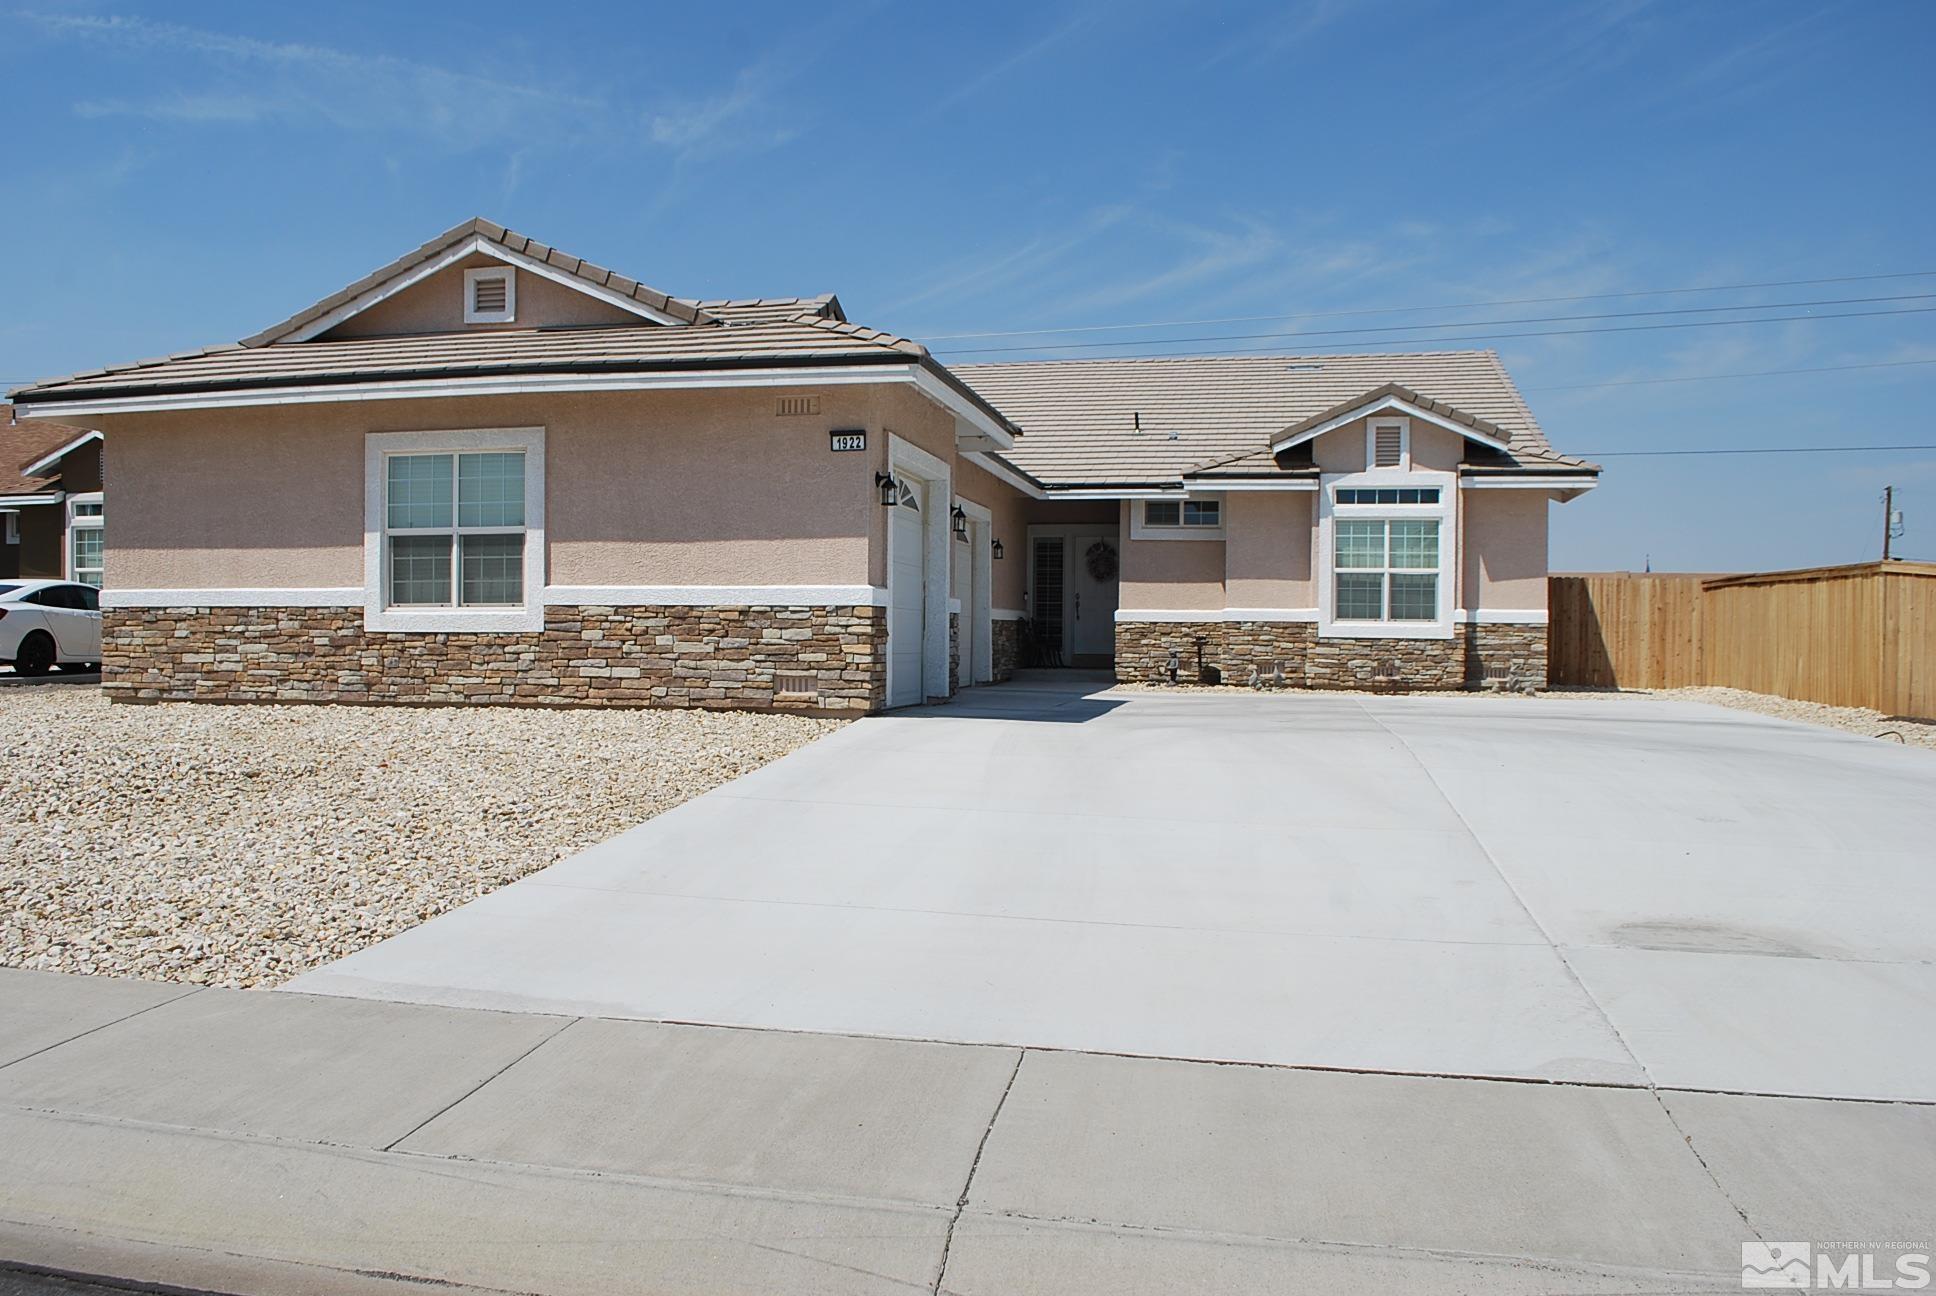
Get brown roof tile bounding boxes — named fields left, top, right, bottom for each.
left=961, top=351, right=1593, bottom=486
left=0, top=407, right=91, bottom=495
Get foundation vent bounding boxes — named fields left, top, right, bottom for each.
left=775, top=672, right=818, bottom=699
left=775, top=396, right=821, bottom=417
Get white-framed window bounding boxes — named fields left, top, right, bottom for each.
left=364, top=428, right=544, bottom=632
left=463, top=266, right=516, bottom=324
left=67, top=493, right=104, bottom=588
left=1318, top=468, right=1454, bottom=639
left=1132, top=496, right=1223, bottom=540
left=1334, top=519, right=1439, bottom=621
left=1367, top=417, right=1410, bottom=469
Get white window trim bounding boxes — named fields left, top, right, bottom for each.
left=1130, top=495, right=1225, bottom=541
left=3, top=512, right=17, bottom=545
left=463, top=266, right=517, bottom=324
left=1316, top=469, right=1455, bottom=640
left=1367, top=417, right=1411, bottom=471
left=954, top=497, right=995, bottom=686
left=66, top=492, right=105, bottom=586
left=363, top=427, right=545, bottom=633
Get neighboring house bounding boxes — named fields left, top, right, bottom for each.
left=6, top=219, right=1596, bottom=710
left=0, top=407, right=105, bottom=587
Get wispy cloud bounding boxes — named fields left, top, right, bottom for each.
left=34, top=11, right=597, bottom=148
left=926, top=11, right=1098, bottom=116
left=646, top=66, right=799, bottom=161
left=1195, top=0, right=1352, bottom=71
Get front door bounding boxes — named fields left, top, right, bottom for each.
left=1068, top=532, right=1120, bottom=668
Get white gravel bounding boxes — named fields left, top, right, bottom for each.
left=1629, top=685, right=1936, bottom=750
left=1, top=688, right=843, bottom=988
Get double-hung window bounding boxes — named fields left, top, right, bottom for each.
left=1334, top=519, right=1439, bottom=622
left=68, top=494, right=105, bottom=588
left=384, top=452, right=525, bottom=607
left=365, top=428, right=543, bottom=632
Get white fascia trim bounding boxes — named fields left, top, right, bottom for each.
left=992, top=607, right=1026, bottom=621
left=1045, top=487, right=1180, bottom=500
left=962, top=451, right=1046, bottom=499
left=1115, top=608, right=1318, bottom=624
left=24, top=364, right=927, bottom=418
left=1460, top=475, right=1601, bottom=490
left=19, top=430, right=102, bottom=477
left=0, top=493, right=62, bottom=507
left=1321, top=620, right=1453, bottom=640
left=1191, top=479, right=1319, bottom=492
left=1272, top=395, right=1512, bottom=456
left=284, top=236, right=686, bottom=343
left=103, top=587, right=363, bottom=608
left=364, top=426, right=547, bottom=634
left=545, top=585, right=888, bottom=607
left=912, top=368, right=1015, bottom=451
left=1455, top=608, right=1549, bottom=624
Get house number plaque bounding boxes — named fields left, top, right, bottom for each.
left=829, top=430, right=867, bottom=452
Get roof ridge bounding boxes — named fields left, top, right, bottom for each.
left=951, top=348, right=1500, bottom=370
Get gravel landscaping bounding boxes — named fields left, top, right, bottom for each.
left=1637, top=685, right=1936, bottom=750
left=0, top=687, right=843, bottom=988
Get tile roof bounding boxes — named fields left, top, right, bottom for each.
left=243, top=218, right=721, bottom=345
left=683, top=295, right=846, bottom=324
left=9, top=317, right=935, bottom=402
left=0, top=407, right=90, bottom=496
left=958, top=351, right=1593, bottom=487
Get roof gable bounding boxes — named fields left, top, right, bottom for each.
left=243, top=218, right=719, bottom=346
left=1268, top=383, right=1513, bottom=455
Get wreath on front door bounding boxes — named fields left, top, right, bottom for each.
left=1085, top=539, right=1119, bottom=583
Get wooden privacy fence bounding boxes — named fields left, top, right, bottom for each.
left=1549, top=563, right=1936, bottom=718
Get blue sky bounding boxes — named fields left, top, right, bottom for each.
left=3, top=0, right=1933, bottom=570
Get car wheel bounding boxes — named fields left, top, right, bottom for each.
left=13, top=632, right=56, bottom=676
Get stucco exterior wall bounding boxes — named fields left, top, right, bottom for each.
left=954, top=456, right=1032, bottom=609
left=98, top=386, right=893, bottom=591
left=1223, top=492, right=1314, bottom=609
left=1461, top=489, right=1548, bottom=611
left=1311, top=415, right=1464, bottom=474
left=318, top=253, right=641, bottom=339
left=1118, top=501, right=1225, bottom=611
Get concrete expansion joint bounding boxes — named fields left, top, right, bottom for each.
left=932, top=1047, right=1026, bottom=1296
left=0, top=986, right=206, bottom=1076
left=379, top=1014, right=582, bottom=1153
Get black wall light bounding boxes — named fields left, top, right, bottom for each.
left=991, top=539, right=1005, bottom=560
left=874, top=471, right=898, bottom=507
left=951, top=505, right=968, bottom=540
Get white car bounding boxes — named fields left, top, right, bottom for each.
left=0, top=579, right=102, bottom=675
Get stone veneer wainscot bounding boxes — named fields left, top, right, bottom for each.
left=1115, top=620, right=1548, bottom=691
left=105, top=605, right=886, bottom=712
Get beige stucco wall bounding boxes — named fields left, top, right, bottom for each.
left=954, top=456, right=1032, bottom=609
left=1461, top=489, right=1548, bottom=610
left=1223, top=492, right=1314, bottom=608
left=100, top=384, right=908, bottom=590
left=1118, top=501, right=1225, bottom=611
left=318, top=253, right=641, bottom=339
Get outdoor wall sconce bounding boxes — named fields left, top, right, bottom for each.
left=991, top=538, right=1005, bottom=559
left=875, top=471, right=898, bottom=508
left=951, top=505, right=968, bottom=540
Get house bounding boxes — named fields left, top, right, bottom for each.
left=0, top=408, right=105, bottom=586
left=6, top=219, right=1596, bottom=710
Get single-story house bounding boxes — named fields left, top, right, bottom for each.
left=7, top=219, right=1597, bottom=711
left=0, top=407, right=105, bottom=586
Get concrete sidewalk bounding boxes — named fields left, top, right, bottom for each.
left=4, top=968, right=1931, bottom=1294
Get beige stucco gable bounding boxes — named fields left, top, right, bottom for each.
left=315, top=252, right=648, bottom=340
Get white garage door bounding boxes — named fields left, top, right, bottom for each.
left=887, top=484, right=926, bottom=707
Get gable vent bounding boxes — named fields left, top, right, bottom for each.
left=472, top=277, right=508, bottom=313
left=464, top=267, right=515, bottom=323
left=775, top=396, right=821, bottom=417
left=1373, top=424, right=1404, bottom=467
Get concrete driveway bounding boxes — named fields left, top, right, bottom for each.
left=291, top=675, right=1936, bottom=1102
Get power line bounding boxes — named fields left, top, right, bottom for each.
left=1581, top=443, right=1936, bottom=457
left=918, top=268, right=1936, bottom=341
left=935, top=294, right=1936, bottom=357
left=944, top=305, right=1936, bottom=360
left=1524, top=358, right=1936, bottom=391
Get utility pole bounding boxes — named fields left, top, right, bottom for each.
left=1882, top=485, right=1904, bottom=560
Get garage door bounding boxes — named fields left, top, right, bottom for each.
left=887, top=483, right=926, bottom=707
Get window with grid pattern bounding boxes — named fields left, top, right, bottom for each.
left=1333, top=518, right=1437, bottom=622
left=384, top=452, right=526, bottom=608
